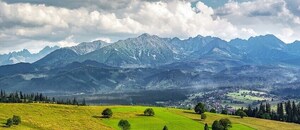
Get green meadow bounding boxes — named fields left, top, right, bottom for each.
left=0, top=103, right=299, bottom=130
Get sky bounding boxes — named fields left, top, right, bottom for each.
left=0, top=0, right=300, bottom=54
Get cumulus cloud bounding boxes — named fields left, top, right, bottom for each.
left=0, top=0, right=300, bottom=54
left=215, top=0, right=300, bottom=43
left=0, top=0, right=250, bottom=53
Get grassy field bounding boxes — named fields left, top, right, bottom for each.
left=0, top=103, right=300, bottom=130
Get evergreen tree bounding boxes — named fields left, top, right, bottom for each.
left=286, top=101, right=292, bottom=122
left=277, top=103, right=284, bottom=121
left=82, top=98, right=86, bottom=106
left=246, top=105, right=253, bottom=117
left=163, top=125, right=168, bottom=130
left=266, top=103, right=271, bottom=113
left=204, top=123, right=209, bottom=130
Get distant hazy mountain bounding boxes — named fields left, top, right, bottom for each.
left=76, top=34, right=179, bottom=67
left=34, top=40, right=109, bottom=68
left=0, top=46, right=59, bottom=66
left=69, top=40, right=110, bottom=55
left=1, top=33, right=300, bottom=94
left=35, top=33, right=300, bottom=68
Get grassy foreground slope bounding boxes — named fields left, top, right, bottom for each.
left=0, top=104, right=299, bottom=130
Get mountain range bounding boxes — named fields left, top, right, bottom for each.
left=0, top=34, right=300, bottom=95
left=0, top=46, right=59, bottom=66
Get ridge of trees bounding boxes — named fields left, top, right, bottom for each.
left=0, top=90, right=86, bottom=106
left=240, top=101, right=300, bottom=124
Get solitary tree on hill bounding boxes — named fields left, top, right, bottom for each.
left=102, top=108, right=113, bottom=118
left=118, top=119, right=131, bottom=130
left=144, top=108, right=155, bottom=116
left=195, top=102, right=206, bottom=114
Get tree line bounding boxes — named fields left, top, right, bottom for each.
left=236, top=100, right=300, bottom=124
left=0, top=90, right=86, bottom=106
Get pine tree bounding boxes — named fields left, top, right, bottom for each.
left=163, top=125, right=168, bottom=130
left=292, top=101, right=298, bottom=123
left=204, top=123, right=209, bottom=130
left=278, top=102, right=284, bottom=121
left=82, top=98, right=86, bottom=106
left=286, top=101, right=292, bottom=122
left=266, top=103, right=271, bottom=113
left=247, top=105, right=253, bottom=117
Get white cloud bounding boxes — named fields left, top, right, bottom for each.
left=0, top=0, right=251, bottom=53
left=215, top=0, right=300, bottom=43
left=0, top=0, right=300, bottom=54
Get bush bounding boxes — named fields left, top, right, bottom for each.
left=102, top=108, right=113, bottom=118
left=201, top=113, right=207, bottom=120
left=118, top=119, right=131, bottom=130
left=144, top=108, right=155, bottom=116
left=12, top=115, right=21, bottom=125
left=194, top=102, right=206, bottom=114
left=6, top=118, right=13, bottom=127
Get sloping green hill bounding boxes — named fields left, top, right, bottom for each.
left=0, top=103, right=299, bottom=130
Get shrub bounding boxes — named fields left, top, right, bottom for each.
left=201, top=113, right=207, bottom=120
left=12, top=115, right=21, bottom=125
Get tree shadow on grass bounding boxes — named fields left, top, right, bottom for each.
left=135, top=114, right=145, bottom=117
left=183, top=111, right=198, bottom=115
left=1, top=123, right=9, bottom=128
left=192, top=119, right=201, bottom=122
left=232, top=116, right=242, bottom=119
left=135, top=114, right=155, bottom=117
left=92, top=115, right=110, bottom=119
